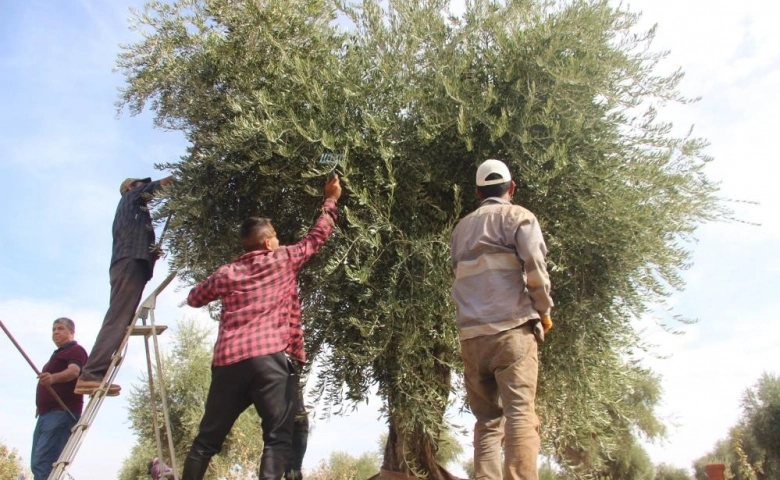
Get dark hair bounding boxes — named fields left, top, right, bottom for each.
left=240, top=217, right=275, bottom=251
left=476, top=173, right=511, bottom=199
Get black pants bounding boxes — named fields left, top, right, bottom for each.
left=182, top=352, right=298, bottom=480
left=81, top=258, right=150, bottom=381
left=286, top=377, right=309, bottom=479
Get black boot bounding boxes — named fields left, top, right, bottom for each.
left=259, top=453, right=288, bottom=480
left=284, top=469, right=303, bottom=480
left=180, top=455, right=210, bottom=480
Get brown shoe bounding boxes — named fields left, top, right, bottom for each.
left=74, top=379, right=121, bottom=397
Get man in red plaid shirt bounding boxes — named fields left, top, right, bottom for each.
left=181, top=175, right=342, bottom=480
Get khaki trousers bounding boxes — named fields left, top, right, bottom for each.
left=461, top=323, right=540, bottom=480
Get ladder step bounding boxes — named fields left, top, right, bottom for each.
left=130, top=325, right=168, bottom=337
left=72, top=423, right=88, bottom=433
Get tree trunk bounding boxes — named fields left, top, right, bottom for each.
left=375, top=416, right=462, bottom=480
left=375, top=345, right=462, bottom=480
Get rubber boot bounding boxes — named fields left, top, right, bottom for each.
left=285, top=413, right=309, bottom=479
left=285, top=469, right=303, bottom=480
left=180, top=455, right=210, bottom=480
left=259, top=453, right=288, bottom=480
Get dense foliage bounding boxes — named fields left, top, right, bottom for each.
left=117, top=0, right=720, bottom=476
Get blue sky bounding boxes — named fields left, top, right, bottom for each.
left=1, top=0, right=778, bottom=478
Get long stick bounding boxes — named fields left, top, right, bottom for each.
left=0, top=319, right=77, bottom=421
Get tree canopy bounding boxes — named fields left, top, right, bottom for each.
left=117, top=0, right=721, bottom=476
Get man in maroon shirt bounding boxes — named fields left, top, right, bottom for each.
left=181, top=175, right=342, bottom=480
left=31, top=317, right=88, bottom=480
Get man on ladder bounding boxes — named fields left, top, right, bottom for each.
left=75, top=175, right=173, bottom=396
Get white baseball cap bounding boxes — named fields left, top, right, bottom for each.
left=476, top=159, right=512, bottom=186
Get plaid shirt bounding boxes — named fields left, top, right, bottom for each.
left=111, top=180, right=162, bottom=268
left=188, top=199, right=337, bottom=366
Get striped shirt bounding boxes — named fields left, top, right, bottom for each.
left=111, top=180, right=162, bottom=269
left=187, top=199, right=337, bottom=366
left=450, top=197, right=553, bottom=340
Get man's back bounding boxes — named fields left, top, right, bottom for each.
left=451, top=198, right=552, bottom=340
left=187, top=197, right=338, bottom=366
left=191, top=248, right=301, bottom=367
left=111, top=180, right=160, bottom=267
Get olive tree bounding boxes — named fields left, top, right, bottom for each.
left=117, top=0, right=720, bottom=476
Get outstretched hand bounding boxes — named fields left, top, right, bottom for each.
left=324, top=174, right=342, bottom=202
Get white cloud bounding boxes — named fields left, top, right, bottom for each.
left=634, top=0, right=780, bottom=242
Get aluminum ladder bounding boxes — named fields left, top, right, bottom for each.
left=48, top=270, right=179, bottom=480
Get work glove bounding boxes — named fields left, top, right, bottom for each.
left=541, top=316, right=553, bottom=333
left=533, top=316, right=553, bottom=344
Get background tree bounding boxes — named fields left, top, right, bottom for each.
left=740, top=372, right=780, bottom=478
left=594, top=440, right=654, bottom=480
left=0, top=441, right=25, bottom=480
left=654, top=464, right=692, bottom=480
left=119, top=320, right=263, bottom=480
left=307, top=451, right=381, bottom=480
left=539, top=463, right=573, bottom=480
left=117, top=0, right=721, bottom=477
left=693, top=373, right=780, bottom=480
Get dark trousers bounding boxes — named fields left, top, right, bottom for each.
left=286, top=378, right=309, bottom=479
left=182, top=352, right=298, bottom=480
left=81, top=258, right=150, bottom=381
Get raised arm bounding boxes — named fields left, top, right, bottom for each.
left=286, top=175, right=342, bottom=271
left=158, top=175, right=174, bottom=187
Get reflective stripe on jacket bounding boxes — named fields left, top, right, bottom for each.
left=450, top=197, right=553, bottom=340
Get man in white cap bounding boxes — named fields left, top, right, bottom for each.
left=450, top=159, right=553, bottom=480
left=75, top=175, right=173, bottom=396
